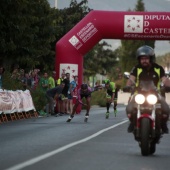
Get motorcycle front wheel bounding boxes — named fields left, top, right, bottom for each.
left=140, top=118, right=151, bottom=156
left=150, top=142, right=156, bottom=154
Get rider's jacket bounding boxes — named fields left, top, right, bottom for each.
left=105, top=82, right=116, bottom=98
left=77, top=87, right=92, bottom=100
left=107, top=82, right=116, bottom=93
left=130, top=63, right=165, bottom=90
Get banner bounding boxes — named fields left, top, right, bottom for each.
left=0, top=89, right=35, bottom=114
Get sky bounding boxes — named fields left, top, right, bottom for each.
left=48, top=0, right=170, bottom=56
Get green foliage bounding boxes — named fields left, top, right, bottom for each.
left=91, top=89, right=106, bottom=107
left=84, top=41, right=118, bottom=78
left=135, top=0, right=145, bottom=11
left=56, top=0, right=91, bottom=40
left=0, top=0, right=56, bottom=70
left=0, top=0, right=91, bottom=72
left=30, top=85, right=47, bottom=111
left=3, top=71, right=24, bottom=90
left=156, top=52, right=170, bottom=68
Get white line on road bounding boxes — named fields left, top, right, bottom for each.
left=5, top=119, right=128, bottom=170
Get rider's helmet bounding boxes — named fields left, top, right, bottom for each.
left=81, top=83, right=88, bottom=90
left=136, top=45, right=155, bottom=62
left=104, top=79, right=110, bottom=84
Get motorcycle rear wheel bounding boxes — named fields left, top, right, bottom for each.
left=141, top=118, right=150, bottom=156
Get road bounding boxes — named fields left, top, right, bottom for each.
left=0, top=106, right=170, bottom=170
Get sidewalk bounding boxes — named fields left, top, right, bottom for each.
left=117, top=91, right=170, bottom=105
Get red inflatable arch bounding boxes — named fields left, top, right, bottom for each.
left=56, top=10, right=170, bottom=85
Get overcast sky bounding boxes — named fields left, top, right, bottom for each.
left=49, top=0, right=170, bottom=56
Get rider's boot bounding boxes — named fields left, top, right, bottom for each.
left=114, top=108, right=117, bottom=117
left=105, top=111, right=109, bottom=119
left=84, top=115, right=89, bottom=122
left=66, top=115, right=74, bottom=122
left=127, top=115, right=135, bottom=133
left=106, top=102, right=111, bottom=119
left=127, top=122, right=134, bottom=133
left=161, top=116, right=169, bottom=134
left=162, top=123, right=169, bottom=134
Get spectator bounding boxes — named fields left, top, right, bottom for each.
left=11, top=67, right=20, bottom=80
left=39, top=72, right=49, bottom=92
left=46, top=82, right=65, bottom=116
left=19, top=69, right=26, bottom=89
left=39, top=72, right=49, bottom=115
left=62, top=73, right=70, bottom=114
left=30, top=69, right=40, bottom=90
left=68, top=75, right=78, bottom=114
left=57, top=73, right=65, bottom=86
left=48, top=71, right=56, bottom=89
left=56, top=73, right=66, bottom=114
left=22, top=72, right=32, bottom=90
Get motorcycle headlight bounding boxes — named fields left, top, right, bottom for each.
left=146, top=94, right=158, bottom=105
left=135, top=94, right=145, bottom=104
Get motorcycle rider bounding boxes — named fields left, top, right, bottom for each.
left=124, top=45, right=170, bottom=134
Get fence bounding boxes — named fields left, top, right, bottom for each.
left=0, top=89, right=38, bottom=123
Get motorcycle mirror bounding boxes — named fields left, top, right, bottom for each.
left=124, top=72, right=130, bottom=79
left=165, top=71, right=170, bottom=78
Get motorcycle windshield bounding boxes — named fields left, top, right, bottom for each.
left=138, top=80, right=157, bottom=93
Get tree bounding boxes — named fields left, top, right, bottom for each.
left=0, top=0, right=56, bottom=70
left=156, top=53, right=170, bottom=70
left=55, top=0, right=91, bottom=41
left=84, top=41, right=118, bottom=80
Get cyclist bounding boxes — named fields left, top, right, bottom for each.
left=66, top=83, right=92, bottom=123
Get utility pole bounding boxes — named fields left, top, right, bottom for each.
left=54, top=0, right=57, bottom=8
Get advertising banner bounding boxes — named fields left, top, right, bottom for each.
left=0, top=90, right=35, bottom=114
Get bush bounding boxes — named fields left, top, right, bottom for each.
left=3, top=71, right=24, bottom=90
left=30, top=85, right=47, bottom=111
left=91, top=89, right=106, bottom=107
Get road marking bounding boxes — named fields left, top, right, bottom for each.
left=5, top=119, right=128, bottom=170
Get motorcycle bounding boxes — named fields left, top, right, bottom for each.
left=123, top=72, right=169, bottom=156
